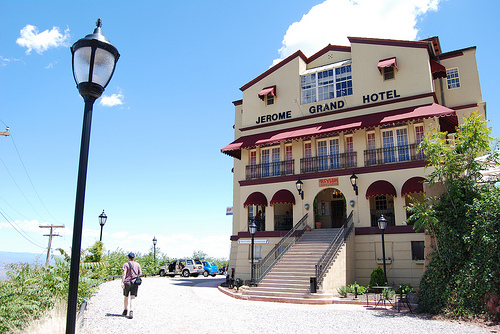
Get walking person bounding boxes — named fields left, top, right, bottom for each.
left=121, top=252, right=142, bottom=319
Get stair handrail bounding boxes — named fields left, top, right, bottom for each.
left=314, top=210, right=354, bottom=289
left=255, top=213, right=309, bottom=283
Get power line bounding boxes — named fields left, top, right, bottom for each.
left=9, top=133, right=63, bottom=225
left=0, top=209, right=45, bottom=249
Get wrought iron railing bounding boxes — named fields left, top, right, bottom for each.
left=300, top=152, right=357, bottom=173
left=314, top=211, right=354, bottom=289
left=254, top=213, right=309, bottom=284
left=369, top=209, right=395, bottom=227
left=364, top=143, right=425, bottom=166
left=245, top=160, right=295, bottom=180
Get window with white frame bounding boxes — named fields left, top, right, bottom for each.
left=249, top=150, right=257, bottom=178
left=271, top=147, right=280, bottom=176
left=285, top=144, right=293, bottom=174
left=367, top=132, right=376, bottom=164
left=411, top=241, right=425, bottom=261
left=304, top=141, right=312, bottom=172
left=446, top=67, right=460, bottom=89
left=301, top=63, right=352, bottom=104
left=252, top=245, right=262, bottom=260
left=266, top=95, right=274, bottom=105
left=261, top=148, right=270, bottom=177
left=345, top=135, right=354, bottom=167
left=382, top=127, right=409, bottom=163
left=415, top=124, right=425, bottom=159
left=317, top=137, right=340, bottom=170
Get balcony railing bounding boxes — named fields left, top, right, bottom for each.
left=300, top=152, right=357, bottom=174
left=246, top=160, right=295, bottom=180
left=364, top=144, right=425, bottom=166
left=370, top=209, right=395, bottom=227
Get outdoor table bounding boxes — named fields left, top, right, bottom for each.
left=372, top=286, right=394, bottom=309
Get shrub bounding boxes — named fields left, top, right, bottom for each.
left=369, top=267, right=385, bottom=287
left=337, top=285, right=349, bottom=298
left=348, top=282, right=367, bottom=295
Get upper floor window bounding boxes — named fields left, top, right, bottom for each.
left=301, top=62, right=352, bottom=104
left=382, top=127, right=409, bottom=163
left=383, top=67, right=395, bottom=80
left=317, top=138, right=340, bottom=170
left=446, top=67, right=460, bottom=89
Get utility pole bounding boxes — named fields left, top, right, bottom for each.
left=39, top=224, right=65, bottom=266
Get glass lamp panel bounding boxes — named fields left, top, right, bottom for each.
left=73, top=47, right=92, bottom=84
left=91, top=48, right=116, bottom=87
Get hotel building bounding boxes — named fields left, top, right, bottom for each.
left=221, top=36, right=485, bottom=297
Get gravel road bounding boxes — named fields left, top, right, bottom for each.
left=80, top=276, right=494, bottom=334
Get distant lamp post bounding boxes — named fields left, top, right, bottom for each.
left=153, top=236, right=157, bottom=265
left=98, top=210, right=107, bottom=242
left=378, top=214, right=388, bottom=285
left=66, top=19, right=119, bottom=334
left=296, top=178, right=304, bottom=200
left=350, top=172, right=358, bottom=196
left=249, top=220, right=258, bottom=287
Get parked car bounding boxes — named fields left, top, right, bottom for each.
left=201, top=260, right=219, bottom=277
left=158, top=259, right=204, bottom=277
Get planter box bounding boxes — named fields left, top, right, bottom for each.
left=376, top=259, right=392, bottom=264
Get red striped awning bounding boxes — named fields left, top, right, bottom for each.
left=270, top=189, right=296, bottom=206
left=431, top=59, right=446, bottom=79
left=401, top=177, right=426, bottom=196
left=378, top=57, right=397, bottom=72
left=258, top=86, right=276, bottom=100
left=243, top=192, right=268, bottom=207
left=366, top=180, right=397, bottom=199
left=222, top=103, right=456, bottom=159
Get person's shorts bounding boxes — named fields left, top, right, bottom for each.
left=123, top=282, right=138, bottom=297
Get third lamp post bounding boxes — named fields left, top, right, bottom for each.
left=378, top=214, right=388, bottom=285
left=98, top=210, right=107, bottom=242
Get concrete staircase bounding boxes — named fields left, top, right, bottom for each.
left=241, top=228, right=341, bottom=304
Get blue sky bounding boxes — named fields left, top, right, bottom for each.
left=0, top=0, right=498, bottom=260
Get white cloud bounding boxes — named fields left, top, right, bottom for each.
left=274, top=0, right=441, bottom=65
left=16, top=25, right=70, bottom=55
left=0, top=56, right=21, bottom=66
left=100, top=90, right=124, bottom=107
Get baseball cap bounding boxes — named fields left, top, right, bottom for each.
left=127, top=252, right=135, bottom=258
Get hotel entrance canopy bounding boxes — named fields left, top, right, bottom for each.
left=222, top=103, right=457, bottom=159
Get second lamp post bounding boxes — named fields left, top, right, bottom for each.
left=249, top=220, right=258, bottom=287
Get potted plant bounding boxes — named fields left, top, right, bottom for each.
left=313, top=198, right=323, bottom=229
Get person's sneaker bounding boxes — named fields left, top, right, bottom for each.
left=129, top=311, right=133, bottom=319
left=122, top=310, right=127, bottom=316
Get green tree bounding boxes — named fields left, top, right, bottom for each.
left=409, top=112, right=500, bottom=320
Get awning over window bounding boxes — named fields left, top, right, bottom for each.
left=243, top=192, right=268, bottom=207
left=377, top=57, right=397, bottom=72
left=258, top=86, right=276, bottom=100
left=221, top=103, right=456, bottom=159
left=431, top=59, right=446, bottom=79
left=401, top=177, right=426, bottom=196
left=366, top=180, right=397, bottom=199
left=270, top=189, right=296, bottom=206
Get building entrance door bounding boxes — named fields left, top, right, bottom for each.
left=331, top=199, right=345, bottom=228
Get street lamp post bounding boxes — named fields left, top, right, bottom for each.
left=98, top=210, right=107, bottom=242
left=66, top=19, right=119, bottom=334
left=249, top=220, right=258, bottom=287
left=153, top=236, right=157, bottom=266
left=378, top=214, right=388, bottom=285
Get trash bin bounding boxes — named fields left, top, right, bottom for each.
left=310, top=277, right=317, bottom=293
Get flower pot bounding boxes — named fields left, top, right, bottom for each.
left=306, top=225, right=311, bottom=231
left=315, top=222, right=322, bottom=229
